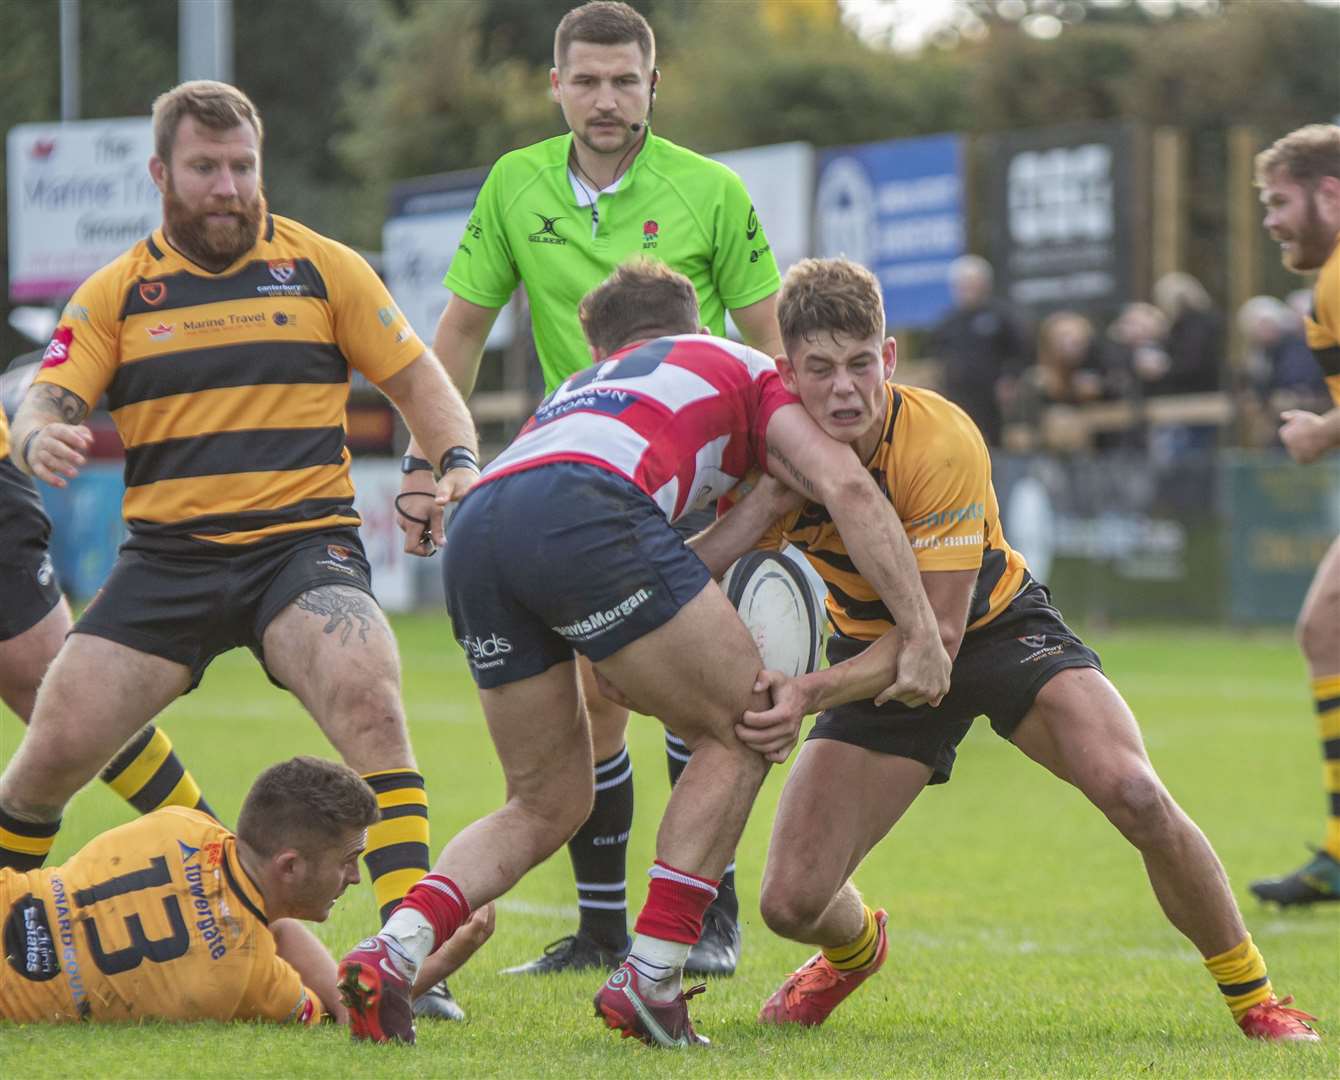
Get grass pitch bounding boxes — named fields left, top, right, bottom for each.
left=2, top=619, right=1337, bottom=1077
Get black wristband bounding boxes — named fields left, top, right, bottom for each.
left=438, top=445, right=479, bottom=478
left=400, top=454, right=433, bottom=475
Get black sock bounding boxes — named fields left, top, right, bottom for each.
left=569, top=746, right=633, bottom=949
left=665, top=732, right=738, bottom=923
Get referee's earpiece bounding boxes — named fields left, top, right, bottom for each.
left=630, top=69, right=658, bottom=133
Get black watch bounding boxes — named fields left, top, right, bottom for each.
left=400, top=455, right=434, bottom=475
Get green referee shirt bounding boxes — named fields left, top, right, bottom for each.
left=443, top=131, right=781, bottom=391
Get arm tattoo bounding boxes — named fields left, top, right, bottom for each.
left=33, top=384, right=90, bottom=424
left=294, top=585, right=384, bottom=646
left=766, top=441, right=817, bottom=498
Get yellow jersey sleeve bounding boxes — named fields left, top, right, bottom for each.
left=895, top=400, right=992, bottom=573
left=1305, top=243, right=1340, bottom=407
left=325, top=241, right=425, bottom=384
left=32, top=264, right=124, bottom=409
left=232, top=928, right=324, bottom=1025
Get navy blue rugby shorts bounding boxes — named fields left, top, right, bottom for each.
left=443, top=463, right=711, bottom=689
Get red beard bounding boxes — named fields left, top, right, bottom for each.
left=163, top=182, right=266, bottom=271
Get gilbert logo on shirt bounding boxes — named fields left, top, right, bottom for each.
left=41, top=326, right=74, bottom=368
left=528, top=213, right=567, bottom=246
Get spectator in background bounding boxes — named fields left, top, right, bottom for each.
left=1239, top=295, right=1331, bottom=446
left=1032, top=311, right=1111, bottom=407
left=1106, top=300, right=1170, bottom=403
left=1152, top=272, right=1226, bottom=397
left=1004, top=311, right=1130, bottom=452
left=929, top=255, right=1031, bottom=447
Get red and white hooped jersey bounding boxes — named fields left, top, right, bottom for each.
left=478, top=334, right=797, bottom=523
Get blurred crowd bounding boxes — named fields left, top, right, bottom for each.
left=924, top=255, right=1328, bottom=460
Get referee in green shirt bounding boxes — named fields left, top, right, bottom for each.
left=399, top=2, right=782, bottom=979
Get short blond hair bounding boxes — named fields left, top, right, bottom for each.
left=579, top=259, right=699, bottom=355
left=778, top=258, right=884, bottom=349
left=1254, top=124, right=1340, bottom=188
left=151, top=80, right=263, bottom=163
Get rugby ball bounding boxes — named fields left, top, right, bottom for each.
left=722, top=551, right=824, bottom=677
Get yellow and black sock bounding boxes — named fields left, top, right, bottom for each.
left=362, top=769, right=431, bottom=923
left=1314, top=674, right=1340, bottom=860
left=100, top=724, right=215, bottom=819
left=1205, top=934, right=1273, bottom=1020
left=0, top=805, right=60, bottom=871
left=822, top=904, right=880, bottom=972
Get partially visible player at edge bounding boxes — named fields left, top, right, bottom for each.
left=1, top=405, right=211, bottom=828
left=0, top=81, right=477, bottom=1020
left=0, top=756, right=493, bottom=1025
left=398, top=0, right=784, bottom=977
left=1249, top=123, right=1340, bottom=908
left=337, top=260, right=951, bottom=1046
left=707, top=257, right=1318, bottom=1042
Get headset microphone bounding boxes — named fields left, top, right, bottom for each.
left=629, top=120, right=645, bottom=132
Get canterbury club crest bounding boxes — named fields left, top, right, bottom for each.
left=268, top=259, right=297, bottom=283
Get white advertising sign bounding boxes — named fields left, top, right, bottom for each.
left=7, top=118, right=158, bottom=302
left=351, top=460, right=419, bottom=614
left=712, top=141, right=813, bottom=276
left=382, top=209, right=514, bottom=350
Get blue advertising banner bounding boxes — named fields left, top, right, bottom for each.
left=39, top=464, right=125, bottom=600
left=814, top=134, right=964, bottom=330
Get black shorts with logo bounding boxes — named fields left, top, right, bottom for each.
left=444, top=463, right=712, bottom=689
left=808, top=582, right=1102, bottom=784
left=0, top=456, right=62, bottom=642
left=74, top=526, right=375, bottom=691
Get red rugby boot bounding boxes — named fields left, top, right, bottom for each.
left=1238, top=995, right=1320, bottom=1042
left=594, top=962, right=709, bottom=1047
left=758, top=909, right=888, bottom=1027
left=338, top=935, right=416, bottom=1044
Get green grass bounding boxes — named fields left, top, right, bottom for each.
left=2, top=620, right=1337, bottom=1077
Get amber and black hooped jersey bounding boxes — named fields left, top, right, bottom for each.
left=757, top=383, right=1029, bottom=641
left=33, top=215, right=424, bottom=547
left=0, top=406, right=10, bottom=462
left=1304, top=240, right=1340, bottom=408
left=1, top=807, right=322, bottom=1025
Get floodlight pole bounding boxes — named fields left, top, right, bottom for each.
left=60, top=0, right=80, bottom=120
left=179, top=0, right=234, bottom=83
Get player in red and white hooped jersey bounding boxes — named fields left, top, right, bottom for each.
left=480, top=333, right=784, bottom=525
left=338, top=261, right=952, bottom=1047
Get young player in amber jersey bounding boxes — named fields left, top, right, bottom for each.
left=713, top=258, right=1319, bottom=1042
left=0, top=757, right=492, bottom=1025
left=1250, top=124, right=1340, bottom=907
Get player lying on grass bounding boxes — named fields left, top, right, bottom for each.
left=707, top=257, right=1319, bottom=1043
left=0, top=756, right=492, bottom=1025
left=336, top=259, right=952, bottom=1047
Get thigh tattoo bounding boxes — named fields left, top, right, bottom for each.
left=294, top=586, right=383, bottom=647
